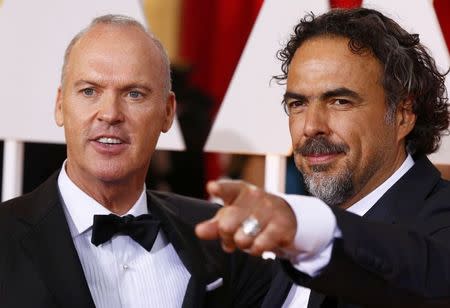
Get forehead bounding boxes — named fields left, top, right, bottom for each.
left=65, top=24, right=164, bottom=85
left=287, top=36, right=383, bottom=95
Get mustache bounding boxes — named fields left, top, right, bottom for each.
left=295, top=136, right=349, bottom=156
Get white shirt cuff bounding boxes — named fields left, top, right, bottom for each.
left=279, top=194, right=338, bottom=277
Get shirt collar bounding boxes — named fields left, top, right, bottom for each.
left=347, top=154, right=415, bottom=216
left=57, top=161, right=148, bottom=237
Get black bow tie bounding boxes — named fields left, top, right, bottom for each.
left=91, top=214, right=160, bottom=251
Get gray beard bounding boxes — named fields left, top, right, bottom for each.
left=303, top=164, right=354, bottom=207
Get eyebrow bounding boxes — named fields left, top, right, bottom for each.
left=284, top=87, right=363, bottom=102
left=121, top=84, right=153, bottom=93
left=283, top=91, right=307, bottom=102
left=321, top=87, right=363, bottom=101
left=73, top=80, right=100, bottom=88
left=73, top=80, right=152, bottom=93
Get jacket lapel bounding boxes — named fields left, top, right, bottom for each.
left=262, top=265, right=294, bottom=308
left=148, top=192, right=223, bottom=308
left=307, top=157, right=441, bottom=308
left=14, top=172, right=95, bottom=308
left=307, top=290, right=325, bottom=308
left=364, top=156, right=441, bottom=222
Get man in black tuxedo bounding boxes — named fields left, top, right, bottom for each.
left=0, top=15, right=275, bottom=307
left=197, top=8, right=450, bottom=307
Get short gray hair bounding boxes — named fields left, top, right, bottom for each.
left=61, top=14, right=171, bottom=94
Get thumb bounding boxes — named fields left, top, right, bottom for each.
left=207, top=180, right=244, bottom=205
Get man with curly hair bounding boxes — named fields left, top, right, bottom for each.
left=197, top=7, right=450, bottom=307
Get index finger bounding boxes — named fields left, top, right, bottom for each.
left=195, top=216, right=219, bottom=240
left=207, top=180, right=250, bottom=205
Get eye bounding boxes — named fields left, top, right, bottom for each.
left=284, top=99, right=306, bottom=115
left=333, top=98, right=351, bottom=105
left=128, top=90, right=143, bottom=99
left=81, top=88, right=95, bottom=96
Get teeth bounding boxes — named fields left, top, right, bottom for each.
left=97, top=137, right=122, bottom=144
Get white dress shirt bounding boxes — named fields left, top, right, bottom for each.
left=57, top=164, right=190, bottom=308
left=282, top=155, right=415, bottom=308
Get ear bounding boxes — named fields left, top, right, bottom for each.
left=395, top=98, right=416, bottom=141
left=55, top=87, right=64, bottom=127
left=161, top=91, right=176, bottom=133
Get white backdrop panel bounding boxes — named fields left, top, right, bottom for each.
left=0, top=0, right=184, bottom=150
left=205, top=0, right=329, bottom=155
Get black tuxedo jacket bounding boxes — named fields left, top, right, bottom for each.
left=0, top=172, right=275, bottom=308
left=263, top=156, right=450, bottom=308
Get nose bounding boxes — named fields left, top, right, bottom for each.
left=97, top=93, right=124, bottom=125
left=302, top=104, right=330, bottom=138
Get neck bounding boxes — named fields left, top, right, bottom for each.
left=88, top=181, right=144, bottom=215
left=66, top=167, right=145, bottom=216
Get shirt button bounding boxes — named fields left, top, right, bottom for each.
left=122, top=264, right=129, bottom=270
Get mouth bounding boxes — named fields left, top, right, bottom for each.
left=303, top=152, right=343, bottom=165
left=96, top=137, right=124, bottom=145
left=90, top=135, right=129, bottom=155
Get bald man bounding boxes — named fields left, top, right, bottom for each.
left=0, top=15, right=274, bottom=308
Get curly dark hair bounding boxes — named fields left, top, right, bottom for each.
left=275, top=8, right=449, bottom=156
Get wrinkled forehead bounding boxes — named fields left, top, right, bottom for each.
left=71, top=24, right=159, bottom=64
left=294, top=36, right=377, bottom=67
left=65, top=24, right=166, bottom=88
left=290, top=37, right=381, bottom=77
left=287, top=36, right=384, bottom=98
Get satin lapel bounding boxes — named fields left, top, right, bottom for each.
left=14, top=172, right=95, bottom=308
left=148, top=192, right=220, bottom=308
left=262, top=265, right=294, bottom=308
left=364, top=156, right=441, bottom=222
left=307, top=290, right=325, bottom=308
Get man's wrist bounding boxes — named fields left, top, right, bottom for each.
left=278, top=194, right=337, bottom=260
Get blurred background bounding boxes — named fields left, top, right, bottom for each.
left=0, top=0, right=449, bottom=201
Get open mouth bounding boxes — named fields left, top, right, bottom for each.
left=96, top=137, right=123, bottom=145
left=91, top=135, right=128, bottom=155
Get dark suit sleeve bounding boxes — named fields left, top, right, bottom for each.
left=228, top=251, right=276, bottom=307
left=281, top=210, right=450, bottom=306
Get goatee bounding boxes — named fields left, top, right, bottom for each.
left=295, top=136, right=353, bottom=207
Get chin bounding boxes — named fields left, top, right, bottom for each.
left=93, top=171, right=127, bottom=183
left=89, top=163, right=130, bottom=183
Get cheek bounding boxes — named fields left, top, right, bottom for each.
left=332, top=113, right=373, bottom=145
left=64, top=113, right=89, bottom=139
left=364, top=125, right=396, bottom=158
left=133, top=115, right=163, bottom=144
left=289, top=118, right=303, bottom=145
left=348, top=123, right=391, bottom=166
left=63, top=100, right=92, bottom=127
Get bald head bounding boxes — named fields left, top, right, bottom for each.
left=54, top=15, right=177, bottom=200
left=61, top=14, right=171, bottom=96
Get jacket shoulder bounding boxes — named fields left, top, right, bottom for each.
left=0, top=193, right=33, bottom=232
left=0, top=171, right=60, bottom=233
left=147, top=190, right=221, bottom=224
